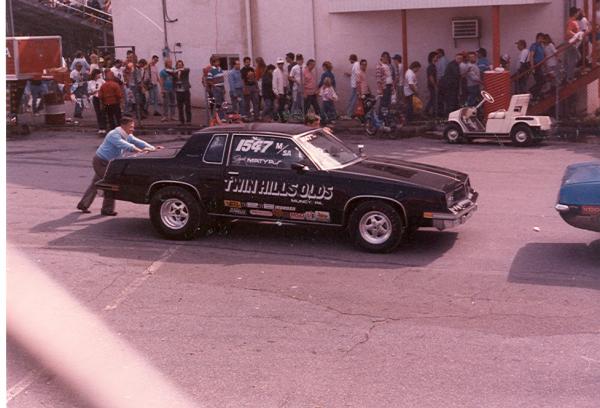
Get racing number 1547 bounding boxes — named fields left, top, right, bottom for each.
left=235, top=139, right=274, bottom=153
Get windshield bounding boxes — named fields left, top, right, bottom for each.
left=296, top=129, right=360, bottom=170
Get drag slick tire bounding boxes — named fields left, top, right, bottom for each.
left=444, top=123, right=465, bottom=144
left=510, top=124, right=533, bottom=147
left=150, top=186, right=204, bottom=240
left=348, top=200, right=404, bottom=253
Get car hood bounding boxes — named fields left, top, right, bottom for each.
left=333, top=156, right=468, bottom=192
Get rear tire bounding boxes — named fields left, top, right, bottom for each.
left=348, top=201, right=404, bottom=253
left=444, top=123, right=465, bottom=144
left=149, top=186, right=204, bottom=240
left=511, top=124, right=533, bottom=147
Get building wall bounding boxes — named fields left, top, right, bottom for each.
left=112, top=0, right=567, bottom=110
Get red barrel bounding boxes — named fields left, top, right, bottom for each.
left=43, top=92, right=66, bottom=125
left=483, top=71, right=511, bottom=119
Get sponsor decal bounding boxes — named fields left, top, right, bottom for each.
left=275, top=205, right=296, bottom=211
left=249, top=209, right=273, bottom=217
left=289, top=212, right=305, bottom=220
left=224, top=200, right=242, bottom=208
left=244, top=202, right=260, bottom=209
left=273, top=209, right=285, bottom=217
left=263, top=203, right=275, bottom=210
left=304, top=211, right=317, bottom=221
left=315, top=211, right=331, bottom=223
left=234, top=138, right=274, bottom=153
left=228, top=208, right=247, bottom=216
left=224, top=178, right=334, bottom=201
left=232, top=155, right=283, bottom=167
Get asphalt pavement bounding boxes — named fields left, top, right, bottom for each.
left=6, top=129, right=600, bottom=408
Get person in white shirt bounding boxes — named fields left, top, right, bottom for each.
left=343, top=54, right=361, bottom=118
left=110, top=60, right=124, bottom=85
left=272, top=58, right=287, bottom=121
left=88, top=68, right=106, bottom=133
left=515, top=39, right=530, bottom=93
left=392, top=54, right=404, bottom=102
left=289, top=53, right=304, bottom=115
left=70, top=63, right=86, bottom=118
left=403, top=61, right=421, bottom=124
left=145, top=55, right=162, bottom=116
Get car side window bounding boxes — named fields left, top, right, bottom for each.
left=229, top=135, right=307, bottom=169
left=203, top=134, right=228, bottom=164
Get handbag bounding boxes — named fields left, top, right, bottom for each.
left=412, top=96, right=423, bottom=113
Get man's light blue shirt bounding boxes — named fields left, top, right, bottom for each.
left=96, top=127, right=153, bottom=161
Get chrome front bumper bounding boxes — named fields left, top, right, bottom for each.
left=431, top=199, right=478, bottom=231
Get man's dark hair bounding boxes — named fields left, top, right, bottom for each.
left=295, top=53, right=303, bottom=61
left=428, top=52, right=438, bottom=64
left=381, top=51, right=390, bottom=60
left=75, top=51, right=83, bottom=58
left=138, top=58, right=147, bottom=66
left=151, top=55, right=159, bottom=60
left=90, top=68, right=102, bottom=78
left=306, top=58, right=315, bottom=65
left=436, top=48, right=445, bottom=56
left=392, top=54, right=402, bottom=62
left=409, top=61, right=421, bottom=70
left=349, top=54, right=358, bottom=62
left=286, top=52, right=294, bottom=59
left=569, top=6, right=579, bottom=17
left=536, top=32, right=544, bottom=40
left=266, top=64, right=276, bottom=71
left=359, top=59, right=367, bottom=64
left=477, top=48, right=487, bottom=57
left=120, top=116, right=135, bottom=126
left=243, top=56, right=251, bottom=63
left=126, top=50, right=134, bottom=55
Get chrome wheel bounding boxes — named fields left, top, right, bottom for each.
left=515, top=130, right=529, bottom=143
left=160, top=198, right=189, bottom=230
left=447, top=128, right=460, bottom=142
left=359, top=211, right=392, bottom=245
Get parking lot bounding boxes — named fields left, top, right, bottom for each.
left=6, top=130, right=600, bottom=407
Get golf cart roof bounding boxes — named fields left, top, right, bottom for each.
left=509, top=94, right=531, bottom=115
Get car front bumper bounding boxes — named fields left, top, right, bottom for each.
left=431, top=201, right=478, bottom=230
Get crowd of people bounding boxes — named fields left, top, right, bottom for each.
left=21, top=4, right=598, bottom=133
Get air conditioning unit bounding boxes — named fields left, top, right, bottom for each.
left=452, top=18, right=480, bottom=39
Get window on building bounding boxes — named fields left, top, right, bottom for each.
left=212, top=54, right=240, bottom=71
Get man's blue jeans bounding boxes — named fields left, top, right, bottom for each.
left=146, top=84, right=160, bottom=114
left=346, top=87, right=358, bottom=117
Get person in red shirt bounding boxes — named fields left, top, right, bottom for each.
left=565, top=6, right=583, bottom=82
left=99, top=71, right=123, bottom=130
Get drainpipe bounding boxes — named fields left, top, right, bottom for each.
left=311, top=0, right=317, bottom=61
left=244, top=0, right=253, bottom=60
left=162, top=0, right=169, bottom=51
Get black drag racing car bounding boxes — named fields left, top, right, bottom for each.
left=97, top=124, right=478, bottom=252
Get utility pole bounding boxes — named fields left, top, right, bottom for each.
left=7, top=0, right=15, bottom=37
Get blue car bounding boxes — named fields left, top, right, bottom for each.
left=555, top=161, right=600, bottom=232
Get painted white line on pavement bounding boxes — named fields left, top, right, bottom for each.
left=104, top=245, right=181, bottom=311
left=6, top=368, right=44, bottom=403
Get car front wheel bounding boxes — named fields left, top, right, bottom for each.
left=149, top=186, right=204, bottom=240
left=348, top=201, right=404, bottom=253
left=511, top=124, right=533, bottom=147
left=444, top=123, right=465, bottom=144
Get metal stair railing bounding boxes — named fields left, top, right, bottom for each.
left=24, top=0, right=112, bottom=26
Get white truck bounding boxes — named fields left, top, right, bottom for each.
left=444, top=91, right=554, bottom=147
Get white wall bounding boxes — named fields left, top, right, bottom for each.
left=111, top=0, right=567, bottom=109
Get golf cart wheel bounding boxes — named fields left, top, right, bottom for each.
left=149, top=186, right=204, bottom=240
left=511, top=124, right=533, bottom=147
left=365, top=117, right=378, bottom=137
left=444, top=123, right=465, bottom=144
left=348, top=200, right=404, bottom=253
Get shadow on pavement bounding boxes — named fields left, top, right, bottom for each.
left=34, top=215, right=459, bottom=269
left=508, top=240, right=600, bottom=290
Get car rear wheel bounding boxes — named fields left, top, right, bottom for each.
left=444, top=123, right=464, bottom=144
left=348, top=201, right=404, bottom=253
left=149, top=186, right=204, bottom=240
left=511, top=124, right=533, bottom=147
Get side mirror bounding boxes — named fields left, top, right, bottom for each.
left=291, top=162, right=310, bottom=173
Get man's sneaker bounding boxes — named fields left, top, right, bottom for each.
left=100, top=210, right=117, bottom=216
left=76, top=204, right=91, bottom=214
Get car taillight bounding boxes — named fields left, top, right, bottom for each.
left=581, top=206, right=600, bottom=216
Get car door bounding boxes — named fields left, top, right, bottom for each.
left=223, top=133, right=338, bottom=225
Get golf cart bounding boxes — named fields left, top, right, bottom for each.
left=444, top=91, right=553, bottom=146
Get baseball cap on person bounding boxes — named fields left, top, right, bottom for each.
left=276, top=57, right=285, bottom=64
left=392, top=54, right=402, bottom=61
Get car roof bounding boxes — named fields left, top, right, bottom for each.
left=197, top=123, right=315, bottom=137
